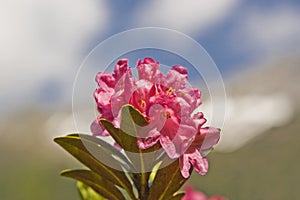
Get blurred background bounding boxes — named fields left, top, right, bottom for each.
left=1, top=0, right=300, bottom=199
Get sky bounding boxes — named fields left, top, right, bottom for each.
left=1, top=0, right=300, bottom=115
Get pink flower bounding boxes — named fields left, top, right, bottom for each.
left=91, top=58, right=220, bottom=177
left=135, top=83, right=199, bottom=159
left=182, top=186, right=226, bottom=200
left=179, top=112, right=220, bottom=178
left=134, top=59, right=203, bottom=159
left=91, top=59, right=132, bottom=136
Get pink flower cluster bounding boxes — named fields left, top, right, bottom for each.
left=182, top=186, right=226, bottom=200
left=91, top=58, right=220, bottom=178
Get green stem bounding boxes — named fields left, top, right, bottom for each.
left=139, top=151, right=149, bottom=199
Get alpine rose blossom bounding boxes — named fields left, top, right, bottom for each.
left=182, top=186, right=227, bottom=200
left=91, top=58, right=220, bottom=178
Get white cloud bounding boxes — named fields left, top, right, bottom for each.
left=232, top=5, right=300, bottom=56
left=0, top=0, right=108, bottom=110
left=133, top=0, right=239, bottom=35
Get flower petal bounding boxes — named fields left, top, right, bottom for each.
left=182, top=185, right=208, bottom=200
left=137, top=58, right=163, bottom=83
left=94, top=88, right=113, bottom=108
left=176, top=87, right=202, bottom=114
left=166, top=65, right=188, bottom=89
left=130, top=79, right=152, bottom=114
left=137, top=129, right=161, bottom=150
left=179, top=154, right=191, bottom=179
left=111, top=69, right=135, bottom=116
left=200, top=127, right=221, bottom=150
left=95, top=72, right=115, bottom=90
left=160, top=135, right=179, bottom=158
left=190, top=149, right=208, bottom=175
left=113, top=59, right=128, bottom=81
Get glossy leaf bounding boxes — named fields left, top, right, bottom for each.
left=62, top=169, right=125, bottom=200
left=120, top=104, right=148, bottom=136
left=68, top=133, right=134, bottom=170
left=54, top=135, right=135, bottom=199
left=148, top=159, right=188, bottom=200
left=100, top=119, right=139, bottom=153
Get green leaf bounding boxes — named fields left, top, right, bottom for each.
left=98, top=120, right=123, bottom=150
left=62, top=169, right=125, bottom=200
left=68, top=133, right=134, bottom=170
left=148, top=159, right=188, bottom=200
left=120, top=104, right=148, bottom=134
left=77, top=181, right=105, bottom=200
left=54, top=135, right=135, bottom=199
left=100, top=119, right=139, bottom=153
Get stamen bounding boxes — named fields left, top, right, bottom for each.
left=166, top=87, right=175, bottom=96
left=162, top=111, right=171, bottom=119
left=139, top=100, right=146, bottom=109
